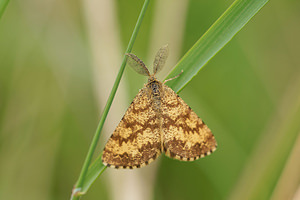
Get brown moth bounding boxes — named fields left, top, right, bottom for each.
left=102, top=45, right=217, bottom=169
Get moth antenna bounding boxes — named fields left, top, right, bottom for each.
left=163, top=70, right=183, bottom=84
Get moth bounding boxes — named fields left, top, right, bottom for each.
left=102, top=45, right=217, bottom=169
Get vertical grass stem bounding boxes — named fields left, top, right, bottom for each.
left=71, top=0, right=150, bottom=199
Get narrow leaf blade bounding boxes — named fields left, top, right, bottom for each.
left=81, top=154, right=107, bottom=194
left=165, top=0, right=269, bottom=93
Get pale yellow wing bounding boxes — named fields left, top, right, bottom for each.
left=102, top=87, right=161, bottom=169
left=161, top=85, right=217, bottom=161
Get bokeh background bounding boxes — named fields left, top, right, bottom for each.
left=0, top=0, right=300, bottom=200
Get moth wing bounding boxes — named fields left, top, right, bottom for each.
left=102, top=87, right=161, bottom=169
left=161, top=85, right=217, bottom=161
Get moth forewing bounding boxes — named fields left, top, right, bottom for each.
left=101, top=87, right=161, bottom=169
left=153, top=44, right=169, bottom=75
left=161, top=85, right=217, bottom=161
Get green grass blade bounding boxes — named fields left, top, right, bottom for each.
left=0, top=0, right=9, bottom=20
left=81, top=153, right=107, bottom=194
left=70, top=0, right=150, bottom=199
left=165, top=0, right=269, bottom=93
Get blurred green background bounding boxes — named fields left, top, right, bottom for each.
left=1, top=0, right=300, bottom=200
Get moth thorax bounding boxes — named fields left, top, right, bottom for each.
left=147, top=79, right=162, bottom=111
left=148, top=80, right=161, bottom=97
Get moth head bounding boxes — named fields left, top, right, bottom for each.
left=147, top=75, right=158, bottom=84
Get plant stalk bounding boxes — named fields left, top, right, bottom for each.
left=70, top=0, right=150, bottom=199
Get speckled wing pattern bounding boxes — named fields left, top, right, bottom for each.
left=102, top=88, right=161, bottom=169
left=102, top=45, right=217, bottom=169
left=102, top=82, right=217, bottom=169
left=161, top=85, right=217, bottom=161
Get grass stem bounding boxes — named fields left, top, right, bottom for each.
left=70, top=0, right=150, bottom=199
